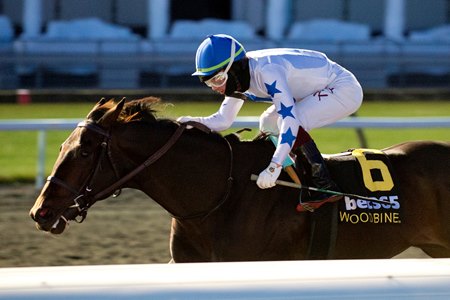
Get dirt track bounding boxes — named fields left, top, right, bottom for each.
left=1, top=184, right=172, bottom=267
left=1, top=184, right=428, bottom=268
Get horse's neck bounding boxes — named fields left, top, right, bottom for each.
left=125, top=124, right=233, bottom=220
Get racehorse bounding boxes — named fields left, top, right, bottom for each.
left=30, top=97, right=450, bottom=262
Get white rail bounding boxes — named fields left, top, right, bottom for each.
left=2, top=116, right=450, bottom=130
left=1, top=259, right=449, bottom=299
left=1, top=116, right=450, bottom=188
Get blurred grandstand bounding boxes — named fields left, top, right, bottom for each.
left=0, top=0, right=449, bottom=90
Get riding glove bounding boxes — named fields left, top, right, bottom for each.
left=177, top=116, right=201, bottom=123
left=257, top=161, right=282, bottom=189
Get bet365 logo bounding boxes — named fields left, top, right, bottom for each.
left=344, top=195, right=400, bottom=210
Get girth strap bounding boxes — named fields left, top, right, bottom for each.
left=307, top=202, right=338, bottom=259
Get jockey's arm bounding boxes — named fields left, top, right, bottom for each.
left=262, top=66, right=301, bottom=166
left=271, top=96, right=300, bottom=166
left=177, top=96, right=244, bottom=132
left=256, top=66, right=301, bottom=189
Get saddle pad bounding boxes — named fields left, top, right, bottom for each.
left=332, top=149, right=402, bottom=225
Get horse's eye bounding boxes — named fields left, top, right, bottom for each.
left=80, top=151, right=90, bottom=158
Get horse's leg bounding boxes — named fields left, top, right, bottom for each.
left=169, top=219, right=214, bottom=262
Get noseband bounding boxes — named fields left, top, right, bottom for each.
left=47, top=120, right=233, bottom=225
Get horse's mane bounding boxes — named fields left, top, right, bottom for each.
left=121, top=97, right=164, bottom=123
left=91, top=97, right=165, bottom=124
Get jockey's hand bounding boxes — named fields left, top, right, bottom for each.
left=177, top=116, right=200, bottom=123
left=177, top=116, right=202, bottom=129
left=257, top=161, right=282, bottom=189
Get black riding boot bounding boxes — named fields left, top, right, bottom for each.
left=296, top=139, right=342, bottom=212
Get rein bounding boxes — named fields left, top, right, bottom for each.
left=93, top=122, right=189, bottom=201
left=48, top=120, right=234, bottom=224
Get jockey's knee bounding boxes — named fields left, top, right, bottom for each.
left=292, top=126, right=313, bottom=152
left=345, top=81, right=364, bottom=114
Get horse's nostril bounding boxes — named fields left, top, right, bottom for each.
left=39, top=207, right=49, bottom=218
left=32, top=207, right=52, bottom=222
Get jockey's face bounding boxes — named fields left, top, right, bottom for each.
left=211, top=82, right=227, bottom=94
left=200, top=70, right=227, bottom=94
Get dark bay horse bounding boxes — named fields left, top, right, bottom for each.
left=30, top=97, right=450, bottom=262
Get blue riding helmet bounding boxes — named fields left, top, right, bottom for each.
left=192, top=34, right=246, bottom=77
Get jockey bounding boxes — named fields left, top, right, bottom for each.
left=177, top=34, right=363, bottom=211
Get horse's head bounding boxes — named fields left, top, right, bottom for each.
left=30, top=98, right=126, bottom=234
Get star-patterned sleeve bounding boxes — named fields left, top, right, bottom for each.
left=260, top=65, right=301, bottom=165
left=195, top=96, right=244, bottom=131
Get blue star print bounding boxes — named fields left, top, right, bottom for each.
left=265, top=80, right=282, bottom=97
left=277, top=103, right=295, bottom=119
left=280, top=128, right=296, bottom=147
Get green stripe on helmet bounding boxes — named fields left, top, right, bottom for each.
left=196, top=47, right=244, bottom=73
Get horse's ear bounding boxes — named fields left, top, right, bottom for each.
left=98, top=98, right=126, bottom=128
left=97, top=97, right=107, bottom=106
left=90, top=98, right=107, bottom=110
left=86, top=98, right=107, bottom=117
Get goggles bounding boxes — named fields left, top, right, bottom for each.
left=204, top=71, right=228, bottom=88
left=204, top=40, right=236, bottom=88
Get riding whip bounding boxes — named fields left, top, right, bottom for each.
left=250, top=174, right=392, bottom=205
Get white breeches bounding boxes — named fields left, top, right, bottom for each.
left=259, top=68, right=363, bottom=134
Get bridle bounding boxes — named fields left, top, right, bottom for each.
left=47, top=120, right=234, bottom=226
left=47, top=121, right=119, bottom=224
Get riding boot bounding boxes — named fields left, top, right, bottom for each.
left=295, top=139, right=342, bottom=212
